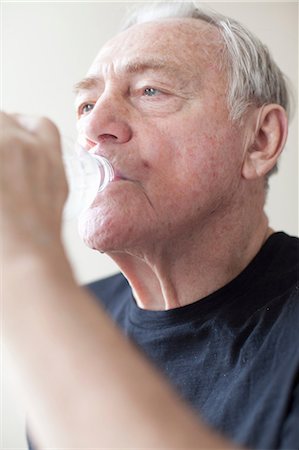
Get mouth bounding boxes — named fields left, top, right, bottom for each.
left=77, top=137, right=130, bottom=182
left=113, top=172, right=126, bottom=182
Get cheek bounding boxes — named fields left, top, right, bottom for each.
left=167, top=128, right=244, bottom=211
left=135, top=127, right=239, bottom=213
left=141, top=159, right=151, bottom=169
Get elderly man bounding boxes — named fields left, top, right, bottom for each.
left=2, top=2, right=298, bottom=449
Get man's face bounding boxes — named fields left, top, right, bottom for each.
left=75, top=18, right=246, bottom=255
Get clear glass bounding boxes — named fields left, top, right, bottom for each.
left=62, top=142, right=114, bottom=219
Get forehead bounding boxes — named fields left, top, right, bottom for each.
left=87, top=18, right=224, bottom=78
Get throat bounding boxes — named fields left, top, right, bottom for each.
left=107, top=217, right=272, bottom=312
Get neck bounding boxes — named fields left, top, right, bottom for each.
left=107, top=189, right=272, bottom=311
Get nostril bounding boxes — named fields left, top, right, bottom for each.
left=98, top=134, right=118, bottom=143
left=82, top=113, right=132, bottom=145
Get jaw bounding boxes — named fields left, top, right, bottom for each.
left=78, top=173, right=268, bottom=311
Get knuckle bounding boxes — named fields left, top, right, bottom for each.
left=39, top=116, right=60, bottom=136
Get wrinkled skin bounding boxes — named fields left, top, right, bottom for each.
left=74, top=19, right=274, bottom=309
left=76, top=19, right=246, bottom=256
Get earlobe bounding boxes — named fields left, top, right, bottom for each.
left=242, top=104, right=288, bottom=180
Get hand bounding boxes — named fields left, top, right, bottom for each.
left=0, top=112, right=68, bottom=259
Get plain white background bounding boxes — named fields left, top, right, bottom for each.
left=1, top=1, right=298, bottom=447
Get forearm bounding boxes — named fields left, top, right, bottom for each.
left=4, top=251, right=237, bottom=449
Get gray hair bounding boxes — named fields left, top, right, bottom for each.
left=122, top=2, right=291, bottom=123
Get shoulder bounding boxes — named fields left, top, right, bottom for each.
left=265, top=231, right=298, bottom=268
left=273, top=231, right=298, bottom=261
left=255, top=232, right=298, bottom=294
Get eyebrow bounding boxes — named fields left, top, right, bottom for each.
left=73, top=76, right=99, bottom=94
left=73, top=57, right=191, bottom=95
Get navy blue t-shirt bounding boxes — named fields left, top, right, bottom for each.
left=28, top=232, right=299, bottom=449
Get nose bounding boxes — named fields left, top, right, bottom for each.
left=79, top=92, right=132, bottom=147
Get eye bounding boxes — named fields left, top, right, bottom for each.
left=143, top=87, right=161, bottom=97
left=79, top=103, right=95, bottom=116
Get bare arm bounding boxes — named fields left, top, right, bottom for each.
left=1, top=113, right=240, bottom=448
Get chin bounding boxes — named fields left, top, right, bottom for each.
left=77, top=205, right=136, bottom=253
left=78, top=209, right=113, bottom=252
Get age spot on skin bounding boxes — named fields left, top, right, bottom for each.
left=142, top=160, right=151, bottom=169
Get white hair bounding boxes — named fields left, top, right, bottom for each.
left=121, top=1, right=291, bottom=123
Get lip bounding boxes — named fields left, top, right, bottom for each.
left=92, top=145, right=131, bottom=181
left=113, top=170, right=127, bottom=182
left=77, top=138, right=131, bottom=182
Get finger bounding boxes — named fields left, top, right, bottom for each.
left=1, top=112, right=61, bottom=149
left=13, top=114, right=60, bottom=143
left=0, top=111, right=23, bottom=131
left=0, top=111, right=44, bottom=135
left=11, top=113, right=41, bottom=133
left=11, top=114, right=63, bottom=162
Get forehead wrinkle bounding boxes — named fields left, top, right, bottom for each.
left=74, top=56, right=197, bottom=97
left=117, top=56, right=186, bottom=77
left=80, top=17, right=224, bottom=89
left=96, top=55, right=194, bottom=81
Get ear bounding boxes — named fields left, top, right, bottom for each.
left=242, top=104, right=288, bottom=180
